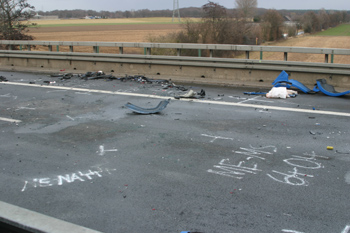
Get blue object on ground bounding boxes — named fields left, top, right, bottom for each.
left=272, top=70, right=318, bottom=94
left=244, top=92, right=267, bottom=95
left=314, top=79, right=350, bottom=97
left=125, top=99, right=170, bottom=114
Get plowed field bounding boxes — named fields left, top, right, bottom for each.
left=26, top=19, right=350, bottom=64
left=28, top=23, right=183, bottom=53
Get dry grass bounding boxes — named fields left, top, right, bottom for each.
left=28, top=23, right=183, bottom=53
left=244, top=36, right=350, bottom=64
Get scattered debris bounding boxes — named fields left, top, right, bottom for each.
left=43, top=81, right=56, bottom=84
left=174, top=89, right=205, bottom=99
left=272, top=70, right=317, bottom=94
left=80, top=71, right=117, bottom=81
left=0, top=76, right=8, bottom=82
left=309, top=131, right=316, bottom=135
left=244, top=92, right=267, bottom=95
left=314, top=79, right=350, bottom=97
left=50, top=73, right=81, bottom=80
left=336, top=150, right=350, bottom=154
left=125, top=99, right=170, bottom=114
left=266, top=87, right=298, bottom=99
left=272, top=70, right=350, bottom=97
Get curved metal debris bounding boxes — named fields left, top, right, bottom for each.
left=125, top=99, right=170, bottom=114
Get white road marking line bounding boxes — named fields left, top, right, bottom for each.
left=342, top=225, right=350, bottom=233
left=2, top=81, right=350, bottom=117
left=0, top=117, right=22, bottom=123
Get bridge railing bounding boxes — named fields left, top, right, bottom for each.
left=1, top=40, right=350, bottom=64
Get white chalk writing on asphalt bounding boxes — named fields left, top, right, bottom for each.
left=201, top=134, right=234, bottom=143
left=21, top=165, right=116, bottom=192
left=207, top=144, right=276, bottom=179
left=205, top=134, right=327, bottom=186
left=267, top=151, right=326, bottom=186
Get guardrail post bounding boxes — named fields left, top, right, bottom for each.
left=198, top=49, right=201, bottom=57
left=143, top=47, right=151, bottom=55
left=20, top=45, right=22, bottom=50
left=8, top=45, right=12, bottom=50
left=210, top=49, right=213, bottom=58
left=325, top=54, right=329, bottom=63
left=284, top=52, right=288, bottom=61
left=69, top=46, right=73, bottom=52
left=119, top=47, right=123, bottom=54
left=177, top=49, right=181, bottom=56
left=245, top=51, right=250, bottom=59
left=93, top=46, right=99, bottom=53
left=260, top=51, right=263, bottom=60
left=48, top=45, right=52, bottom=52
left=27, top=45, right=31, bottom=51
left=331, top=53, right=334, bottom=63
left=56, top=45, right=59, bottom=52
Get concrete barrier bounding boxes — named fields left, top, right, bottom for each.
left=0, top=41, right=350, bottom=88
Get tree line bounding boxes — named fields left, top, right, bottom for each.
left=34, top=3, right=350, bottom=41
left=148, top=0, right=349, bottom=57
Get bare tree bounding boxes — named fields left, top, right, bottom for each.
left=149, top=1, right=260, bottom=57
left=0, top=0, right=36, bottom=42
left=302, top=11, right=320, bottom=33
left=235, top=0, right=257, bottom=19
left=262, top=9, right=284, bottom=41
left=318, top=8, right=330, bottom=30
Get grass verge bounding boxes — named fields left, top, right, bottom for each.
left=316, top=24, right=350, bottom=36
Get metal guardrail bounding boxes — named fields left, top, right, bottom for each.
left=1, top=50, right=349, bottom=75
left=0, top=40, right=350, bottom=75
left=1, top=40, right=350, bottom=63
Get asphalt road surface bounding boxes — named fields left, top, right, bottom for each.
left=1, top=71, right=350, bottom=233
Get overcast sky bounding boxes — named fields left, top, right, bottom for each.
left=27, top=0, right=350, bottom=12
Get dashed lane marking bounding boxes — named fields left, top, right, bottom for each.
left=2, top=81, right=350, bottom=117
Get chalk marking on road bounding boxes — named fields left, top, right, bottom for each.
left=97, top=145, right=118, bottom=156
left=345, top=172, right=350, bottom=185
left=282, top=230, right=305, bottom=233
left=0, top=117, right=22, bottom=123
left=0, top=93, right=17, bottom=99
left=16, top=107, right=36, bottom=110
left=0, top=93, right=11, bottom=97
left=201, top=134, right=234, bottom=143
left=66, top=115, right=75, bottom=121
left=2, top=81, right=350, bottom=117
left=342, top=225, right=350, bottom=233
left=238, top=96, right=274, bottom=104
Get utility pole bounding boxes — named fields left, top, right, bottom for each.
left=172, top=0, right=180, bottom=22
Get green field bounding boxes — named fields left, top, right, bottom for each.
left=317, top=24, right=350, bottom=36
